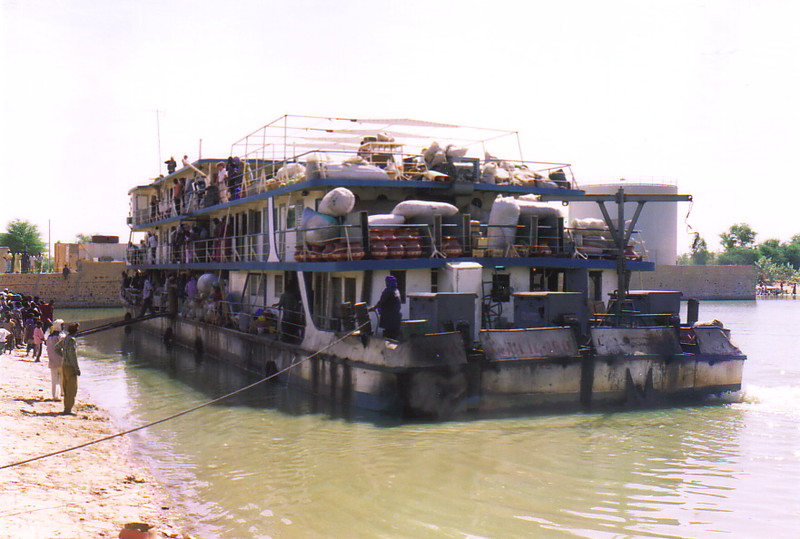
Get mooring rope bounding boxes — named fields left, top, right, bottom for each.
left=0, top=322, right=368, bottom=471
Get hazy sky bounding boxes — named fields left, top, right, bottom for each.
left=2, top=0, right=798, bottom=255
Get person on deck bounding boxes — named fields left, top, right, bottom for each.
left=165, top=156, right=177, bottom=174
left=139, top=276, right=155, bottom=317
left=172, top=178, right=184, bottom=215
left=215, top=162, right=229, bottom=204
left=275, top=278, right=304, bottom=343
left=54, top=322, right=80, bottom=415
left=369, top=274, right=402, bottom=340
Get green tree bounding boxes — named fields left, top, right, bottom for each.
left=720, top=223, right=757, bottom=250
left=689, top=233, right=712, bottom=265
left=0, top=219, right=46, bottom=255
left=717, top=246, right=758, bottom=266
left=756, top=256, right=798, bottom=282
left=75, top=233, right=94, bottom=244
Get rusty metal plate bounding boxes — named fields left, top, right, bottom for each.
left=480, top=327, right=579, bottom=360
left=591, top=327, right=682, bottom=356
left=693, top=326, right=743, bottom=356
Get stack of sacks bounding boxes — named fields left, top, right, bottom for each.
left=318, top=187, right=355, bottom=216
left=480, top=162, right=510, bottom=184
left=510, top=166, right=544, bottom=186
left=480, top=152, right=516, bottom=184
left=487, top=196, right=520, bottom=252
left=571, top=218, right=609, bottom=255
left=300, top=187, right=356, bottom=246
left=516, top=196, right=563, bottom=219
left=304, top=153, right=325, bottom=178
left=391, top=200, right=459, bottom=220
left=275, top=162, right=306, bottom=181
left=422, top=142, right=468, bottom=169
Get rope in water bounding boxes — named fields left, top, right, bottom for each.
left=0, top=321, right=369, bottom=471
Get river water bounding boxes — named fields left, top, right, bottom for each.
left=63, top=300, right=800, bottom=538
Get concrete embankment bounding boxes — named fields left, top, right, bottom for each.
left=634, top=264, right=757, bottom=300
left=0, top=261, right=124, bottom=307
left=0, top=348, right=189, bottom=538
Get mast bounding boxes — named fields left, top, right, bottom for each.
left=540, top=189, right=692, bottom=325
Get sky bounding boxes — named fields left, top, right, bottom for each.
left=2, top=0, right=799, bottom=256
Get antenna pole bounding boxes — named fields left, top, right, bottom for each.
left=156, top=109, right=162, bottom=173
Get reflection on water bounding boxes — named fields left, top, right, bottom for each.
left=75, top=301, right=800, bottom=538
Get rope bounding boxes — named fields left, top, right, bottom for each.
left=0, top=321, right=368, bottom=471
left=683, top=197, right=695, bottom=235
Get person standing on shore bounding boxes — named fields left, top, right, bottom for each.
left=32, top=321, right=45, bottom=362
left=45, top=319, right=64, bottom=400
left=0, top=325, right=10, bottom=355
left=54, top=322, right=80, bottom=414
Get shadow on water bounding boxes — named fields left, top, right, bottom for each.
left=83, top=321, right=405, bottom=426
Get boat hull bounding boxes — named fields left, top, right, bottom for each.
left=133, top=315, right=745, bottom=420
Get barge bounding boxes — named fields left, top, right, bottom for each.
left=124, top=115, right=745, bottom=419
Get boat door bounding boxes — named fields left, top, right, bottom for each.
left=275, top=200, right=301, bottom=261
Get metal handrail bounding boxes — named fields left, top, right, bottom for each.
left=126, top=232, right=268, bottom=265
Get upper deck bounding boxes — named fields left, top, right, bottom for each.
left=126, top=116, right=655, bottom=272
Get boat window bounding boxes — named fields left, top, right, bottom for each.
left=286, top=205, right=296, bottom=229
left=430, top=268, right=439, bottom=293
left=274, top=274, right=284, bottom=297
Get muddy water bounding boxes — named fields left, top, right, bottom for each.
left=67, top=300, right=800, bottom=538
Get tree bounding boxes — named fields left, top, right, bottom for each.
left=720, top=223, right=757, bottom=250
left=689, top=233, right=712, bottom=265
left=717, top=246, right=758, bottom=266
left=75, top=233, right=94, bottom=244
left=0, top=219, right=46, bottom=255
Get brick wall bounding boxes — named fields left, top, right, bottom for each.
left=0, top=261, right=125, bottom=307
left=633, top=265, right=757, bottom=300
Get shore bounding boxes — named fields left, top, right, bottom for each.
left=0, top=348, right=191, bottom=538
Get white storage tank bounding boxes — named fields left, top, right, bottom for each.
left=568, top=182, right=678, bottom=265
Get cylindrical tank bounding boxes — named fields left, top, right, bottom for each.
left=568, top=182, right=678, bottom=265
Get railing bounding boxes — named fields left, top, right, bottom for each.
left=569, top=227, right=646, bottom=261
left=129, top=150, right=578, bottom=228
left=126, top=223, right=647, bottom=266
left=124, top=287, right=307, bottom=343
left=127, top=232, right=268, bottom=265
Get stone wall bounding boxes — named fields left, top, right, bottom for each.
left=632, top=264, right=757, bottom=300
left=0, top=261, right=124, bottom=307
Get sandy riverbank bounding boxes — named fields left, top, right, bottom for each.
left=0, top=348, right=192, bottom=538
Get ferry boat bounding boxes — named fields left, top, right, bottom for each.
left=124, top=115, right=745, bottom=419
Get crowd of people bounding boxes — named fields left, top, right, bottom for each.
left=143, top=156, right=245, bottom=225
left=122, top=270, right=304, bottom=343
left=127, top=215, right=243, bottom=266
left=0, top=289, right=81, bottom=415
left=3, top=252, right=46, bottom=273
